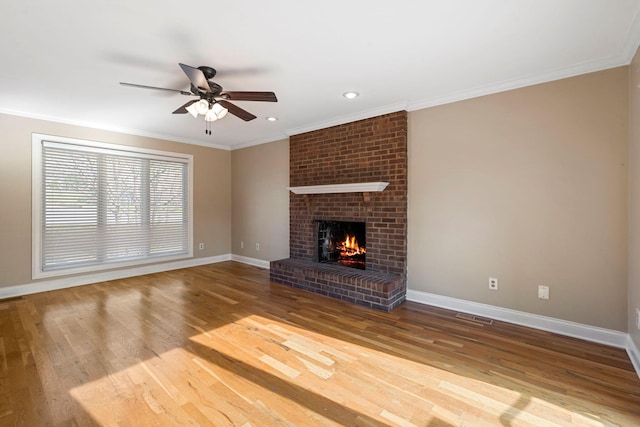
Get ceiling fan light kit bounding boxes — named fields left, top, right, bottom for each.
left=185, top=103, right=199, bottom=118
left=204, top=109, right=218, bottom=122
left=120, top=63, right=277, bottom=135
left=195, top=99, right=210, bottom=115
left=212, top=102, right=228, bottom=119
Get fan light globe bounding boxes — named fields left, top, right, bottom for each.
left=185, top=103, right=199, bottom=118
left=204, top=109, right=218, bottom=122
left=212, top=103, right=228, bottom=119
left=195, top=99, right=210, bottom=115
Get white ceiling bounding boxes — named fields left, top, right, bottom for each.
left=2, top=1, right=640, bottom=150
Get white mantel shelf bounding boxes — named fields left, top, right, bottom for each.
left=288, top=182, right=389, bottom=195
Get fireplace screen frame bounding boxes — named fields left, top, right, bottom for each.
left=316, top=220, right=366, bottom=270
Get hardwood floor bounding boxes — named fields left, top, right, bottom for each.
left=1, top=261, right=639, bottom=426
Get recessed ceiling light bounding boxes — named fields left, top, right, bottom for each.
left=343, top=91, right=359, bottom=99
left=266, top=116, right=278, bottom=122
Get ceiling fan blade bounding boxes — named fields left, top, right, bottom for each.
left=221, top=91, right=277, bottom=102
left=218, top=100, right=257, bottom=121
left=172, top=99, right=198, bottom=114
left=119, top=82, right=191, bottom=95
left=179, top=63, right=211, bottom=92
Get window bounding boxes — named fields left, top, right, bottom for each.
left=32, top=134, right=193, bottom=278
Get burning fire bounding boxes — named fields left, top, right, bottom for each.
left=337, top=234, right=366, bottom=257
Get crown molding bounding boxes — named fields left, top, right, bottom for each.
left=622, top=5, right=640, bottom=63
left=285, top=101, right=407, bottom=137
left=230, top=133, right=289, bottom=150
left=0, top=108, right=232, bottom=151
left=6, top=13, right=640, bottom=153
left=407, top=56, right=629, bottom=112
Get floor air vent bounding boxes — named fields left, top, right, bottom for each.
left=455, top=312, right=494, bottom=325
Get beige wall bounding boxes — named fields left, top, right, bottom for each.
left=630, top=49, right=640, bottom=345
left=408, top=67, right=629, bottom=331
left=0, top=66, right=634, bottom=334
left=231, top=139, right=289, bottom=262
left=0, top=113, right=231, bottom=288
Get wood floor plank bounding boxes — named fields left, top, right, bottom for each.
left=0, top=261, right=639, bottom=426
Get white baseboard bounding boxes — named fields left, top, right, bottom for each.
left=408, top=289, right=640, bottom=379
left=5, top=265, right=637, bottom=379
left=406, top=289, right=629, bottom=349
left=628, top=336, right=640, bottom=380
left=230, top=254, right=271, bottom=269
left=0, top=254, right=232, bottom=299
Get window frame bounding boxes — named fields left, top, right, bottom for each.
left=32, top=133, right=194, bottom=279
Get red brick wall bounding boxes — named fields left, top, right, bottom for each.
left=289, top=111, right=407, bottom=277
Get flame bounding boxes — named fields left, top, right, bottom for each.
left=337, top=234, right=366, bottom=257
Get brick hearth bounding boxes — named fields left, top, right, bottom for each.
left=270, top=258, right=406, bottom=311
left=270, top=111, right=408, bottom=311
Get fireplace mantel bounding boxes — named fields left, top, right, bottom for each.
left=288, top=182, right=389, bottom=195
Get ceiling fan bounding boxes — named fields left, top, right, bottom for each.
left=120, top=63, right=277, bottom=133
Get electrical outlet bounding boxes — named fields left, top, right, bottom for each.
left=198, top=243, right=204, bottom=250
left=489, top=277, right=498, bottom=290
left=538, top=285, right=550, bottom=300
left=240, top=241, right=244, bottom=249
left=256, top=243, right=260, bottom=251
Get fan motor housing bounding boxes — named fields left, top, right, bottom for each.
left=197, top=66, right=217, bottom=80
left=208, top=82, right=223, bottom=96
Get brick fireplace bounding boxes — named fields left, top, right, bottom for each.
left=270, top=111, right=408, bottom=311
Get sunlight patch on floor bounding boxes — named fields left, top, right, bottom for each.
left=68, top=313, right=611, bottom=426
left=189, top=314, right=608, bottom=426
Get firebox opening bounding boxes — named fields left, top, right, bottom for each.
left=316, top=220, right=366, bottom=270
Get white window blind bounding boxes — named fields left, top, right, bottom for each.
left=33, top=136, right=192, bottom=277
